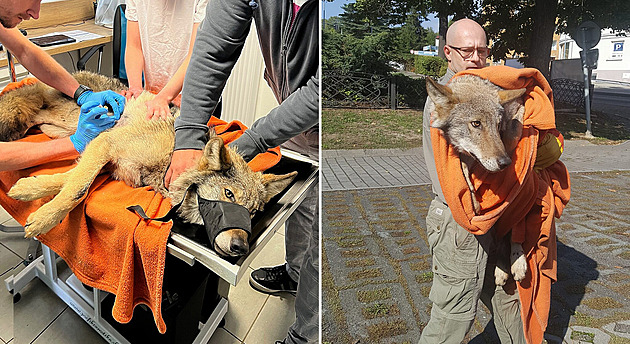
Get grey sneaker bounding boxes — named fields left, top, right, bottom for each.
left=249, top=263, right=297, bottom=294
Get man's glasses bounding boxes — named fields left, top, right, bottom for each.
left=448, top=45, right=490, bottom=60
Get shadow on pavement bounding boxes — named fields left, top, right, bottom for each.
left=469, top=240, right=599, bottom=343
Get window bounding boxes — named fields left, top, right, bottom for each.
left=560, top=42, right=571, bottom=59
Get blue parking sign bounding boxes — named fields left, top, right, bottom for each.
left=614, top=42, right=624, bottom=51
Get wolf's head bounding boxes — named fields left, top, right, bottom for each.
left=169, top=137, right=297, bottom=258
left=426, top=75, right=526, bottom=172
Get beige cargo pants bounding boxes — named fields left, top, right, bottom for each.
left=419, top=198, right=526, bottom=344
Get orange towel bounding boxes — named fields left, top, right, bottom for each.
left=0, top=117, right=280, bottom=334
left=430, top=65, right=571, bottom=344
left=0, top=77, right=38, bottom=96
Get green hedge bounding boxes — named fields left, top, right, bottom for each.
left=410, top=55, right=448, bottom=77
left=392, top=73, right=427, bottom=109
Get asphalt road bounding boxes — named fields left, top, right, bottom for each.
left=592, top=81, right=630, bottom=117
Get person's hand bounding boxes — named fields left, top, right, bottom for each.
left=77, top=90, right=126, bottom=119
left=69, top=101, right=116, bottom=153
left=121, top=86, right=143, bottom=101
left=164, top=149, right=203, bottom=189
left=145, top=95, right=172, bottom=120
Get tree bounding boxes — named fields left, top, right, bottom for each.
left=339, top=2, right=388, bottom=38
left=482, top=0, right=630, bottom=77
left=395, top=13, right=426, bottom=52
left=323, top=16, right=395, bottom=75
left=422, top=27, right=438, bottom=47
left=354, top=0, right=479, bottom=57
left=558, top=0, right=630, bottom=36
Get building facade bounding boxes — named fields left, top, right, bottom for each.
left=556, top=29, right=629, bottom=82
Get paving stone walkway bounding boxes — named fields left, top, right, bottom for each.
left=322, top=140, right=630, bottom=344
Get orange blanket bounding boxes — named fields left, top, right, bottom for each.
left=430, top=65, right=571, bottom=344
left=0, top=116, right=280, bottom=334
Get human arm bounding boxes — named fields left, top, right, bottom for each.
left=0, top=102, right=116, bottom=171
left=0, top=138, right=78, bottom=172
left=122, top=19, right=144, bottom=101
left=165, top=0, right=254, bottom=188
left=0, top=26, right=79, bottom=97
left=0, top=26, right=125, bottom=117
left=228, top=70, right=320, bottom=161
left=146, top=22, right=200, bottom=120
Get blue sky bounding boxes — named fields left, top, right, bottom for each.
left=322, top=0, right=439, bottom=32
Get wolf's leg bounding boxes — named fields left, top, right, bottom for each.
left=23, top=135, right=113, bottom=238
left=494, top=234, right=511, bottom=286
left=510, top=242, right=527, bottom=282
left=494, top=264, right=510, bottom=286
left=9, top=170, right=73, bottom=201
left=460, top=157, right=480, bottom=214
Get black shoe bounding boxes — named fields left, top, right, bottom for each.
left=249, top=263, right=297, bottom=294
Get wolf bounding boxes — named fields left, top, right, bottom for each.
left=0, top=71, right=297, bottom=258
left=426, top=75, right=527, bottom=286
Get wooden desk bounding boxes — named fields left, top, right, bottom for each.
left=0, top=21, right=113, bottom=69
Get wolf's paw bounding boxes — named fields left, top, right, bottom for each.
left=494, top=266, right=509, bottom=286
left=9, top=176, right=47, bottom=201
left=510, top=243, right=527, bottom=282
left=23, top=205, right=65, bottom=238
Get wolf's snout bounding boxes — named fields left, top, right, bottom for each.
left=497, top=156, right=512, bottom=170
left=230, top=238, right=249, bottom=256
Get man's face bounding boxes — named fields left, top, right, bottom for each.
left=444, top=29, right=488, bottom=73
left=0, top=0, right=41, bottom=29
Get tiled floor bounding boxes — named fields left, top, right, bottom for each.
left=0, top=207, right=295, bottom=344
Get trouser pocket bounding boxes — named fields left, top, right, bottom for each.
left=429, top=273, right=477, bottom=315
left=425, top=199, right=447, bottom=255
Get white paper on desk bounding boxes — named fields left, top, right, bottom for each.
left=32, top=30, right=104, bottom=43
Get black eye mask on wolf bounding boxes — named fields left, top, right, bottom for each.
left=127, top=185, right=252, bottom=247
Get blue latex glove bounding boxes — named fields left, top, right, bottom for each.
left=76, top=90, right=125, bottom=119
left=69, top=101, right=117, bottom=153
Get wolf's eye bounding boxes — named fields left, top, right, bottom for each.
left=224, top=188, right=235, bottom=202
left=471, top=121, right=481, bottom=128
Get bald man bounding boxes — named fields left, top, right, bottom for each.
left=419, top=19, right=526, bottom=343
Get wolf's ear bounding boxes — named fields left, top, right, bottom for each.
left=261, top=171, right=298, bottom=203
left=198, top=137, right=232, bottom=171
left=426, top=77, right=455, bottom=109
left=498, top=88, right=527, bottom=105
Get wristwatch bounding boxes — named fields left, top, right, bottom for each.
left=73, top=84, right=92, bottom=102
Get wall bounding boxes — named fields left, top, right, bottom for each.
left=221, top=24, right=278, bottom=126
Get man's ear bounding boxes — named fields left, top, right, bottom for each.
left=198, top=137, right=232, bottom=171
left=443, top=45, right=452, bottom=62
left=261, top=171, right=298, bottom=203
left=498, top=88, right=527, bottom=105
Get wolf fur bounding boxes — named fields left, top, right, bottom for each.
left=1, top=71, right=296, bottom=258
left=426, top=75, right=527, bottom=285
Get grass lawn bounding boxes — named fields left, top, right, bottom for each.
left=322, top=105, right=630, bottom=150
left=322, top=108, right=422, bottom=150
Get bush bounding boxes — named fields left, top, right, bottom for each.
left=412, top=55, right=448, bottom=77
left=392, top=73, right=427, bottom=109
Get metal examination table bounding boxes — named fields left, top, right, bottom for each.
left=4, top=150, right=319, bottom=344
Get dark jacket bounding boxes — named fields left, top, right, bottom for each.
left=174, top=0, right=319, bottom=161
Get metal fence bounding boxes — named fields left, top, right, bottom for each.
left=322, top=70, right=429, bottom=109
left=322, top=70, right=390, bottom=108
left=550, top=78, right=594, bottom=108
